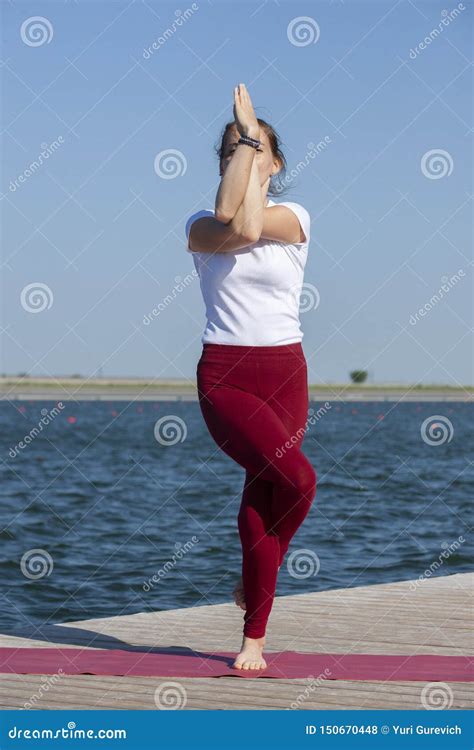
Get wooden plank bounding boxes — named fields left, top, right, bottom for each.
left=0, top=572, right=472, bottom=710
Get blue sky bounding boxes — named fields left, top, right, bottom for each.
left=1, top=0, right=472, bottom=385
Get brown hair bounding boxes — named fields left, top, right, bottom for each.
left=215, top=117, right=288, bottom=196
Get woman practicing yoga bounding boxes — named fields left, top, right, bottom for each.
left=185, top=83, right=317, bottom=671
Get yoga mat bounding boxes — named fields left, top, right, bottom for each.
left=0, top=648, right=472, bottom=681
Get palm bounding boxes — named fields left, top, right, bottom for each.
left=233, top=83, right=259, bottom=137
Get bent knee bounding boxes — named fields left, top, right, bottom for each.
left=299, top=465, right=317, bottom=500
left=286, top=460, right=317, bottom=501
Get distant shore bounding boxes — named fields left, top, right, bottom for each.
left=1, top=377, right=472, bottom=402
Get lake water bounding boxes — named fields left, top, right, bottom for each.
left=1, top=400, right=472, bottom=632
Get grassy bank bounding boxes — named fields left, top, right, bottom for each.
left=0, top=376, right=472, bottom=395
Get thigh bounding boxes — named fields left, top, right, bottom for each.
left=197, top=382, right=299, bottom=483
left=259, top=355, right=309, bottom=449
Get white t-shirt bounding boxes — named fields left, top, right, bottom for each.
left=184, top=198, right=311, bottom=346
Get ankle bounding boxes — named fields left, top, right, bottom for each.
left=242, top=634, right=265, bottom=646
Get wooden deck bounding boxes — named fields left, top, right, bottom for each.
left=0, top=572, right=472, bottom=710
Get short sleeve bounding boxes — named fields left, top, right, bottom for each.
left=280, top=202, right=310, bottom=247
left=184, top=209, right=214, bottom=253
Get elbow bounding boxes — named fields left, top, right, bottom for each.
left=241, top=228, right=260, bottom=245
left=214, top=207, right=234, bottom=224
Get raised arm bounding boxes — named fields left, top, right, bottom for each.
left=214, top=84, right=260, bottom=224
left=189, top=157, right=266, bottom=254
left=189, top=173, right=307, bottom=254
left=188, top=82, right=307, bottom=254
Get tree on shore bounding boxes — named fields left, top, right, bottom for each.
left=350, top=370, right=368, bottom=384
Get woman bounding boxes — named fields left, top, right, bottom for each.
left=185, top=84, right=317, bottom=671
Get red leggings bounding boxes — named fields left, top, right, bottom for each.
left=196, top=342, right=317, bottom=639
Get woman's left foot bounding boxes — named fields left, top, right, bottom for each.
left=233, top=636, right=267, bottom=670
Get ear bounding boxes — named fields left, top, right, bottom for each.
left=271, top=156, right=282, bottom=177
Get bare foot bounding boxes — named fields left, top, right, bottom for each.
left=233, top=635, right=267, bottom=670
left=232, top=577, right=246, bottom=610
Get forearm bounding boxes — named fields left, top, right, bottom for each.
left=229, top=157, right=265, bottom=240
left=214, top=144, right=257, bottom=223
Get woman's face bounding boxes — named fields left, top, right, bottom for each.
left=219, top=124, right=281, bottom=187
